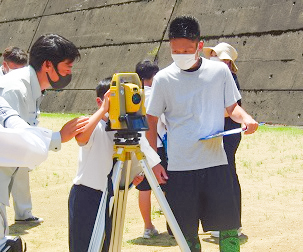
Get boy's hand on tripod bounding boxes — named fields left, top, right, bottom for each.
left=132, top=174, right=144, bottom=186
left=153, top=164, right=168, bottom=184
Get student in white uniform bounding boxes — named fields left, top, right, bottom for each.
left=68, top=78, right=160, bottom=252
left=0, top=34, right=80, bottom=224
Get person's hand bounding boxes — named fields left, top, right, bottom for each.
left=132, top=173, right=144, bottom=186
left=243, top=117, right=258, bottom=134
left=60, top=116, right=89, bottom=143
left=101, top=90, right=110, bottom=113
left=152, top=164, right=168, bottom=184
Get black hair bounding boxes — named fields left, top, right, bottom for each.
left=168, top=16, right=200, bottom=41
left=29, top=34, right=80, bottom=71
left=96, top=77, right=111, bottom=99
left=135, top=60, right=159, bottom=81
left=3, top=46, right=28, bottom=65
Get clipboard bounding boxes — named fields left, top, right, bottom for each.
left=199, top=122, right=265, bottom=141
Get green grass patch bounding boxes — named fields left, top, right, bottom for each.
left=41, top=112, right=88, bottom=119
left=259, top=124, right=303, bottom=134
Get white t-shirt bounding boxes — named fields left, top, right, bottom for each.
left=74, top=119, right=161, bottom=192
left=147, top=58, right=241, bottom=171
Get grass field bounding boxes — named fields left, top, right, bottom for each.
left=6, top=113, right=303, bottom=251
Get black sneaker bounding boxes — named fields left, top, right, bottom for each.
left=1, top=236, right=26, bottom=252
left=15, top=216, right=44, bottom=223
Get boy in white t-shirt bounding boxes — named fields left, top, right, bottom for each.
left=68, top=77, right=161, bottom=252
left=146, top=16, right=259, bottom=252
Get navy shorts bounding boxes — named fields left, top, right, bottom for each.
left=136, top=147, right=168, bottom=191
left=166, top=165, right=240, bottom=239
left=68, top=184, right=111, bottom=252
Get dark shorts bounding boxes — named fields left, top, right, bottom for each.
left=166, top=165, right=240, bottom=239
left=136, top=147, right=168, bottom=191
left=68, top=184, right=111, bottom=252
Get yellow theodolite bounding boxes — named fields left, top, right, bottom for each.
left=106, top=73, right=148, bottom=132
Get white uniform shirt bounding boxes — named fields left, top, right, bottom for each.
left=0, top=125, right=51, bottom=169
left=0, top=97, right=51, bottom=168
left=0, top=66, right=61, bottom=151
left=0, top=66, right=41, bottom=126
left=74, top=119, right=161, bottom=192
left=0, top=96, right=54, bottom=168
left=147, top=58, right=241, bottom=171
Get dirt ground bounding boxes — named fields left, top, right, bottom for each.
left=6, top=114, right=303, bottom=251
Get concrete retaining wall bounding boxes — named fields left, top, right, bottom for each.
left=0, top=0, right=302, bottom=125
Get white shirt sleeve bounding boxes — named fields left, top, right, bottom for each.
left=139, top=132, right=161, bottom=168
left=0, top=126, right=52, bottom=169
left=49, top=131, right=61, bottom=152
left=2, top=97, right=62, bottom=152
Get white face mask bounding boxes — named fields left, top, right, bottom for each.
left=209, top=56, right=221, bottom=62
left=171, top=53, right=197, bottom=70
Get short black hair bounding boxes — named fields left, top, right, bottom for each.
left=135, top=60, right=159, bottom=81
left=29, top=34, right=80, bottom=71
left=3, top=46, right=28, bottom=65
left=96, top=77, right=111, bottom=99
left=169, top=16, right=200, bottom=41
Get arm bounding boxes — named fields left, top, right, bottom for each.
left=0, top=96, right=24, bottom=127
left=0, top=126, right=52, bottom=169
left=47, top=116, right=90, bottom=151
left=226, top=103, right=258, bottom=134
left=75, top=91, right=110, bottom=145
left=146, top=114, right=168, bottom=184
left=1, top=96, right=89, bottom=150
left=146, top=114, right=158, bottom=151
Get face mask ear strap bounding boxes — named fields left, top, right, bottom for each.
left=50, top=61, right=60, bottom=75
left=3, top=61, right=12, bottom=74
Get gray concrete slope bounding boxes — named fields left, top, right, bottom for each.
left=0, top=0, right=302, bottom=125
left=31, top=0, right=175, bottom=48
left=66, top=43, right=161, bottom=90
left=170, top=0, right=303, bottom=37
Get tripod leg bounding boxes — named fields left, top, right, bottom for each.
left=87, top=189, right=108, bottom=252
left=110, top=155, right=132, bottom=252
left=88, top=159, right=126, bottom=252
left=136, top=156, right=191, bottom=252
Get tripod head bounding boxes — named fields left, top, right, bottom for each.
left=113, top=131, right=142, bottom=145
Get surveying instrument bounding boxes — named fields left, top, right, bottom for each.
left=88, top=73, right=190, bottom=251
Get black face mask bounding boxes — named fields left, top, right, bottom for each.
left=46, top=64, right=72, bottom=89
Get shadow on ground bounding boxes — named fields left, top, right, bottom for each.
left=9, top=222, right=41, bottom=236
left=126, top=232, right=177, bottom=247
left=202, top=233, right=248, bottom=245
